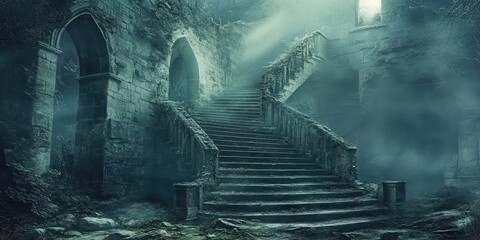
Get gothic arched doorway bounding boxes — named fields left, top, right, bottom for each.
left=169, top=38, right=199, bottom=104
left=51, top=13, right=109, bottom=182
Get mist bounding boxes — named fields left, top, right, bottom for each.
left=231, top=0, right=480, bottom=197
left=236, top=0, right=356, bottom=85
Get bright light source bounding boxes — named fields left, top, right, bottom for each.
left=358, top=0, right=382, bottom=25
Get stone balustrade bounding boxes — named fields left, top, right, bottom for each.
left=157, top=101, right=219, bottom=184
left=261, top=31, right=328, bottom=99
left=261, top=31, right=357, bottom=183
left=262, top=96, right=357, bottom=183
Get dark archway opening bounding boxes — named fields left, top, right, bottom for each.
left=50, top=14, right=109, bottom=182
left=169, top=38, right=199, bottom=104
left=50, top=32, right=79, bottom=173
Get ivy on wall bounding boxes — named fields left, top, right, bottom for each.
left=0, top=0, right=68, bottom=46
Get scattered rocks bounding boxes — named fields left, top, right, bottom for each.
left=64, top=230, right=82, bottom=237
left=215, top=218, right=260, bottom=230
left=206, top=233, right=216, bottom=239
left=77, top=217, right=117, bottom=231
left=133, top=229, right=173, bottom=239
left=104, top=230, right=135, bottom=240
left=28, top=228, right=46, bottom=239
left=162, top=221, right=173, bottom=228
left=57, top=213, right=76, bottom=227
left=46, top=226, right=66, bottom=235
left=159, top=229, right=171, bottom=238
left=380, top=232, right=400, bottom=240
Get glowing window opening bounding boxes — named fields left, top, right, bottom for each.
left=357, top=0, right=382, bottom=26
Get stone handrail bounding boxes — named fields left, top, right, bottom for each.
left=261, top=31, right=357, bottom=183
left=261, top=31, right=328, bottom=98
left=157, top=101, right=219, bottom=184
left=262, top=96, right=357, bottom=183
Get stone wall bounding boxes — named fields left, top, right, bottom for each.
left=0, top=0, right=242, bottom=197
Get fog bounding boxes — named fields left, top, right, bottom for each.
left=230, top=0, right=480, bottom=196
left=236, top=0, right=356, bottom=85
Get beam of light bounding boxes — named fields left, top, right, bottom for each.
left=358, top=0, right=382, bottom=25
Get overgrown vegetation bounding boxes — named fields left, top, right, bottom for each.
left=465, top=200, right=480, bottom=240
left=134, top=0, right=240, bottom=58
left=0, top=0, right=68, bottom=46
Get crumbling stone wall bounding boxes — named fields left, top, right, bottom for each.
left=0, top=0, right=242, bottom=197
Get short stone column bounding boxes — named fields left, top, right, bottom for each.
left=382, top=181, right=406, bottom=212
left=173, top=182, right=203, bottom=220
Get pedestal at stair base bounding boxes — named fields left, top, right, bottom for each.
left=174, top=183, right=203, bottom=220
left=382, top=181, right=406, bottom=212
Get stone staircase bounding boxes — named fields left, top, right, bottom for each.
left=192, top=86, right=389, bottom=230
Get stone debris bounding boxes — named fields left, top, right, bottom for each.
left=46, top=226, right=66, bottom=234
left=64, top=231, right=82, bottom=237
left=77, top=217, right=117, bottom=231
left=215, top=218, right=260, bottom=230
left=379, top=232, right=400, bottom=240
left=162, top=221, right=173, bottom=227
left=28, top=228, right=46, bottom=239
left=57, top=213, right=76, bottom=227
left=104, top=230, right=136, bottom=240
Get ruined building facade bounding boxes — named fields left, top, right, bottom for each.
left=1, top=0, right=479, bottom=204
left=0, top=0, right=242, bottom=196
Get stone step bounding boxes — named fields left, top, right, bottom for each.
left=212, top=98, right=259, bottom=103
left=207, top=102, right=261, bottom=107
left=212, top=92, right=261, bottom=98
left=211, top=190, right=365, bottom=202
left=198, top=111, right=261, bottom=118
left=197, top=121, right=270, bottom=131
left=219, top=150, right=303, bottom=158
left=206, top=105, right=260, bottom=111
left=201, top=125, right=273, bottom=135
left=201, top=106, right=261, bottom=112
left=219, top=162, right=317, bottom=169
left=209, top=134, right=282, bottom=142
left=218, top=168, right=329, bottom=176
left=195, top=118, right=265, bottom=127
left=196, top=111, right=260, bottom=118
left=262, top=216, right=389, bottom=231
left=195, top=117, right=263, bottom=125
left=219, top=158, right=311, bottom=164
left=217, top=175, right=338, bottom=184
left=209, top=132, right=280, bottom=141
left=205, top=129, right=276, bottom=138
left=202, top=206, right=387, bottom=223
left=216, top=93, right=260, bottom=97
left=213, top=139, right=290, bottom=148
left=203, top=198, right=380, bottom=212
left=195, top=115, right=261, bottom=122
left=215, top=144, right=296, bottom=152
left=219, top=155, right=309, bottom=163
left=217, top=182, right=350, bottom=192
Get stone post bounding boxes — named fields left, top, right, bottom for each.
left=173, top=182, right=203, bottom=220
left=382, top=181, right=406, bottom=212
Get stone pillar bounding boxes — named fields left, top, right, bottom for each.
left=31, top=42, right=62, bottom=172
left=445, top=108, right=480, bottom=193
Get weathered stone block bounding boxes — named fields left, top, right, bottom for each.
left=173, top=182, right=203, bottom=220
left=382, top=181, right=406, bottom=212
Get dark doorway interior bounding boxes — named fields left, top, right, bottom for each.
left=169, top=38, right=199, bottom=104
left=50, top=32, right=79, bottom=171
